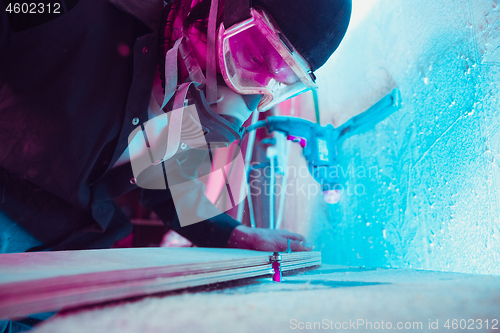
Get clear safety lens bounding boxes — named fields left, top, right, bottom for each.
left=218, top=8, right=316, bottom=112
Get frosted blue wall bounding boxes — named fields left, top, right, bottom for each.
left=311, top=0, right=500, bottom=275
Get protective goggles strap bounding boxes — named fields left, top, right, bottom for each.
left=223, top=0, right=251, bottom=28
left=161, top=37, right=184, bottom=111
left=205, top=0, right=219, bottom=104
left=158, top=81, right=194, bottom=164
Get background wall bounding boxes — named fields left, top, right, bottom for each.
left=275, top=0, right=499, bottom=275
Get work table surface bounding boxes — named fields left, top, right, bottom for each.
left=32, top=264, right=500, bottom=332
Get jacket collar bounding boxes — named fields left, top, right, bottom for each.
left=109, top=0, right=164, bottom=31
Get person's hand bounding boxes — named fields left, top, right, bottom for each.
left=227, top=225, right=313, bottom=252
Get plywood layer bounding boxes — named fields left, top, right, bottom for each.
left=0, top=248, right=321, bottom=319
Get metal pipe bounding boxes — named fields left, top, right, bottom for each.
left=269, top=152, right=275, bottom=229
left=237, top=110, right=260, bottom=225
left=275, top=139, right=291, bottom=230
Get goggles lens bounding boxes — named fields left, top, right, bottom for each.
left=218, top=8, right=316, bottom=112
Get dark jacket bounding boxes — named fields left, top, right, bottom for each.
left=0, top=0, right=240, bottom=250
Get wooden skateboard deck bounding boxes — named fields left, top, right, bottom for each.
left=0, top=248, right=320, bottom=319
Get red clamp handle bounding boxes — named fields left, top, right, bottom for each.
left=287, top=135, right=307, bottom=148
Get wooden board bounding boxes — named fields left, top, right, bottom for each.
left=0, top=248, right=320, bottom=319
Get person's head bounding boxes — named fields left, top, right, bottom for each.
left=162, top=0, right=351, bottom=135
left=178, top=0, right=352, bottom=71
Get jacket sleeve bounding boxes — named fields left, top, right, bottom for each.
left=139, top=186, right=240, bottom=248
left=138, top=149, right=241, bottom=248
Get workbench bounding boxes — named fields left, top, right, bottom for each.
left=30, top=264, right=500, bottom=332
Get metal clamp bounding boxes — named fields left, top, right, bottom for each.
left=269, top=252, right=282, bottom=282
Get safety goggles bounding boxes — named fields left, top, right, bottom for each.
left=217, top=8, right=318, bottom=112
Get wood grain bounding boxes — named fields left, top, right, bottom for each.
left=0, top=248, right=320, bottom=319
